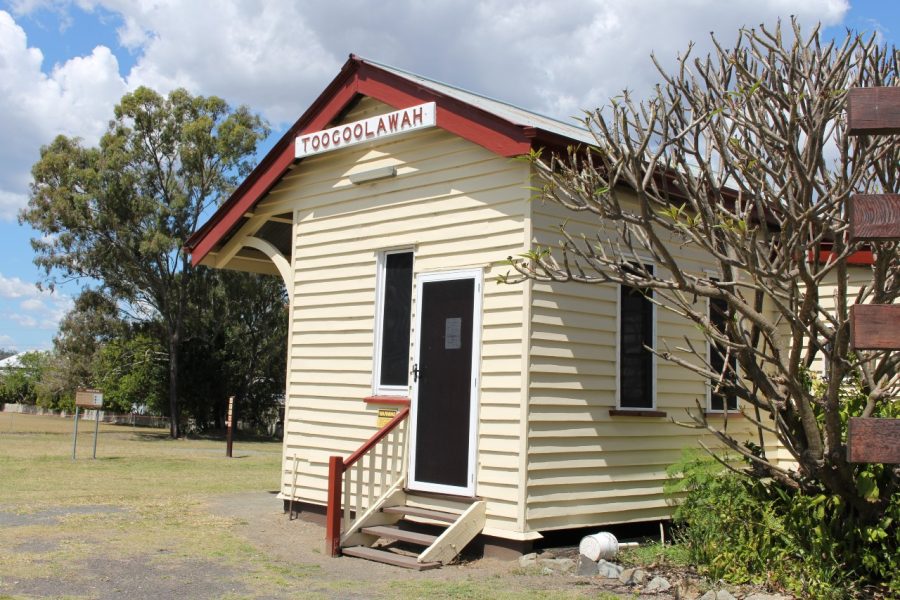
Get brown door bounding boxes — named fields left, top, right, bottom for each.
left=409, top=271, right=480, bottom=495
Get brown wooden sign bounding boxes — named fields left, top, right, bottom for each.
left=74, top=388, right=103, bottom=408
left=845, top=86, right=899, bottom=464
left=849, top=194, right=900, bottom=240
left=849, top=304, right=900, bottom=351
left=847, top=87, right=900, bottom=134
left=847, top=418, right=900, bottom=464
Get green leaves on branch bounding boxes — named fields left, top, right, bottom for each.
left=667, top=449, right=900, bottom=597
left=21, top=86, right=269, bottom=437
left=657, top=204, right=701, bottom=229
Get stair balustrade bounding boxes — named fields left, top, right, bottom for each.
left=325, top=407, right=409, bottom=556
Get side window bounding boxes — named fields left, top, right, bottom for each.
left=708, top=295, right=738, bottom=412
left=619, top=271, right=654, bottom=409
left=374, top=251, right=413, bottom=394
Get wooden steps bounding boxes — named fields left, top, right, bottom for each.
left=381, top=505, right=459, bottom=523
left=360, top=524, right=438, bottom=546
left=341, top=545, right=441, bottom=570
left=341, top=494, right=486, bottom=570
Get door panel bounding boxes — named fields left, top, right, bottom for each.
left=409, top=271, right=481, bottom=495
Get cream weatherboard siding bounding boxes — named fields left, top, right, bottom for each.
left=524, top=191, right=779, bottom=531
left=767, top=265, right=872, bottom=470
left=187, top=59, right=826, bottom=547
left=269, top=98, right=532, bottom=536
left=809, top=265, right=872, bottom=377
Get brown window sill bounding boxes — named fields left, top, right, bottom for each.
left=364, top=395, right=411, bottom=406
left=609, top=409, right=668, bottom=418
left=703, top=410, right=743, bottom=418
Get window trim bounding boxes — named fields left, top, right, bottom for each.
left=372, top=248, right=414, bottom=396
left=706, top=291, right=739, bottom=414
left=615, top=264, right=657, bottom=410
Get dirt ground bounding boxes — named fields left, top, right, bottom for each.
left=210, top=493, right=676, bottom=600
left=0, top=414, right=750, bottom=599
left=1, top=490, right=689, bottom=600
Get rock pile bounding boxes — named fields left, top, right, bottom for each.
left=517, top=548, right=792, bottom=599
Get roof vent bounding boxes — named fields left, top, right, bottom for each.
left=349, top=165, right=397, bottom=185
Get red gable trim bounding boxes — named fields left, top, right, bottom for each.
left=187, top=76, right=361, bottom=265
left=810, top=249, right=875, bottom=265
left=185, top=55, right=539, bottom=266
left=354, top=63, right=532, bottom=157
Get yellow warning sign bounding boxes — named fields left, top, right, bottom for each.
left=377, top=408, right=398, bottom=427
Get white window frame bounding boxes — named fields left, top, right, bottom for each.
left=615, top=264, right=657, bottom=410
left=372, top=248, right=414, bottom=396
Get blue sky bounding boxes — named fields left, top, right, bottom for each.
left=0, top=0, right=896, bottom=352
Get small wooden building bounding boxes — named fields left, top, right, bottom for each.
left=186, top=55, right=773, bottom=567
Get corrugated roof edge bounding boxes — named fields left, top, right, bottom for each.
left=362, top=57, right=597, bottom=146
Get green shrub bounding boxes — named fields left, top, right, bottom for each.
left=665, top=449, right=898, bottom=598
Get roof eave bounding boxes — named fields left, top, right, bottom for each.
left=185, top=57, right=592, bottom=266
left=185, top=55, right=364, bottom=264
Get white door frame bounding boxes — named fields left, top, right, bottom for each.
left=407, top=268, right=482, bottom=496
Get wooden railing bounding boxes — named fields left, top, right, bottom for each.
left=326, top=407, right=409, bottom=556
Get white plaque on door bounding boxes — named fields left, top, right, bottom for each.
left=445, top=317, right=462, bottom=350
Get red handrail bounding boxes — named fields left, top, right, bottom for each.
left=326, top=406, right=410, bottom=556
left=343, top=407, right=409, bottom=468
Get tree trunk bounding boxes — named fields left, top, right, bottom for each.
left=167, top=325, right=181, bottom=438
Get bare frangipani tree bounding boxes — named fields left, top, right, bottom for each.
left=505, top=20, right=898, bottom=520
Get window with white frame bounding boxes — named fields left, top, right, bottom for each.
left=618, top=268, right=655, bottom=409
left=708, top=294, right=738, bottom=412
left=373, top=250, right=414, bottom=395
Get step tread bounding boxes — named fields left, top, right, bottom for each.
left=342, top=545, right=441, bottom=570
left=404, top=489, right=481, bottom=504
left=361, top=525, right=438, bottom=546
left=382, top=505, right=459, bottom=523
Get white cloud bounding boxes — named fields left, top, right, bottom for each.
left=80, top=0, right=852, bottom=124
left=0, top=10, right=127, bottom=221
left=91, top=0, right=339, bottom=123
left=0, top=190, right=29, bottom=221
left=0, top=0, right=856, bottom=226
left=0, top=273, right=74, bottom=334
left=20, top=298, right=44, bottom=311
left=0, top=273, right=39, bottom=299
left=9, top=313, right=39, bottom=328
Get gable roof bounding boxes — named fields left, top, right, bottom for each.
left=0, top=353, right=25, bottom=370
left=184, top=54, right=594, bottom=266
left=367, top=58, right=595, bottom=147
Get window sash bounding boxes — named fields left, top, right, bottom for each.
left=619, top=282, right=654, bottom=409
left=374, top=250, right=413, bottom=394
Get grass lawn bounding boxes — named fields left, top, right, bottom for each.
left=0, top=413, right=294, bottom=599
left=0, top=413, right=607, bottom=599
left=0, top=412, right=281, bottom=507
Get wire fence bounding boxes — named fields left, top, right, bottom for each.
left=0, top=403, right=169, bottom=429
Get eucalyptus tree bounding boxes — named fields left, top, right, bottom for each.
left=22, top=87, right=268, bottom=437
left=506, top=21, right=898, bottom=520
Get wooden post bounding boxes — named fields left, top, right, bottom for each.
left=845, top=87, right=900, bottom=464
left=225, top=396, right=234, bottom=458
left=92, top=408, right=100, bottom=459
left=71, top=406, right=80, bottom=460
left=325, top=455, right=344, bottom=557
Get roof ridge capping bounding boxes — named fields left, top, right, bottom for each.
left=357, top=55, right=594, bottom=139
